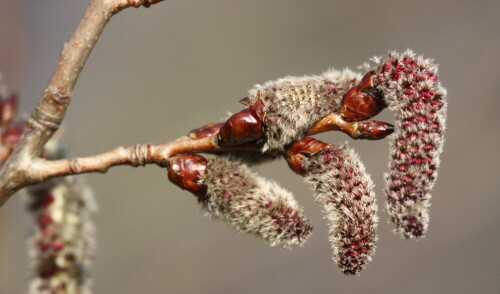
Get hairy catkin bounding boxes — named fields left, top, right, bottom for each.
left=201, top=156, right=313, bottom=249
left=370, top=50, right=447, bottom=239
left=302, top=144, right=378, bottom=275
left=27, top=176, right=96, bottom=294
left=248, top=69, right=361, bottom=152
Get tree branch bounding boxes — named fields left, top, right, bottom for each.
left=31, top=136, right=220, bottom=180
left=0, top=0, right=393, bottom=207
left=0, top=0, right=165, bottom=206
left=22, top=110, right=395, bottom=187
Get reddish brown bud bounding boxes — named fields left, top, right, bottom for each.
left=1, top=93, right=18, bottom=126
left=284, top=138, right=330, bottom=175
left=353, top=121, right=394, bottom=140
left=167, top=154, right=208, bottom=196
left=2, top=120, right=25, bottom=149
left=188, top=123, right=223, bottom=139
left=128, top=0, right=164, bottom=8
left=339, top=72, right=385, bottom=122
left=217, top=96, right=265, bottom=146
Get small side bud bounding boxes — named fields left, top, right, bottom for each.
left=352, top=120, right=394, bottom=140
left=167, top=154, right=208, bottom=196
left=339, top=71, right=386, bottom=122
left=188, top=123, right=223, bottom=139
left=128, top=0, right=164, bottom=8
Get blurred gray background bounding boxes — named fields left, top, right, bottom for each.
left=1, top=0, right=499, bottom=293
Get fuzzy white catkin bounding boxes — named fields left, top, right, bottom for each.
left=302, top=144, right=378, bottom=275
left=370, top=50, right=447, bottom=239
left=201, top=156, right=313, bottom=249
left=27, top=176, right=96, bottom=294
left=248, top=69, right=362, bottom=152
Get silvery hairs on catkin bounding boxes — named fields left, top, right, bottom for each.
left=201, top=155, right=313, bottom=249
left=368, top=50, right=447, bottom=239
left=302, top=144, right=378, bottom=275
left=248, top=69, right=362, bottom=152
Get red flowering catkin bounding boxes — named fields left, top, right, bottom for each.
left=285, top=139, right=378, bottom=275
left=167, top=155, right=313, bottom=249
left=370, top=50, right=447, bottom=238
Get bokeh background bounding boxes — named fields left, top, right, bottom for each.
left=1, top=0, right=499, bottom=293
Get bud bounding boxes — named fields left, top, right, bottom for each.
left=248, top=69, right=362, bottom=152
left=371, top=50, right=447, bottom=239
left=217, top=95, right=265, bottom=146
left=339, top=71, right=386, bottom=122
left=288, top=139, right=378, bottom=275
left=168, top=155, right=313, bottom=248
left=187, top=123, right=277, bottom=166
left=188, top=123, right=223, bottom=139
left=167, top=154, right=208, bottom=196
left=284, top=137, right=330, bottom=175
left=352, top=120, right=394, bottom=140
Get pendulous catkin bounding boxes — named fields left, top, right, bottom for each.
left=248, top=69, right=361, bottom=152
left=27, top=176, right=96, bottom=294
left=369, top=50, right=447, bottom=239
left=302, top=144, right=378, bottom=275
left=200, top=156, right=313, bottom=249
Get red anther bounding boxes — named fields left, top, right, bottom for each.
left=353, top=121, right=394, bottom=140
left=1, top=93, right=18, bottom=126
left=39, top=215, right=53, bottom=228
left=39, top=260, right=60, bottom=279
left=28, top=193, right=55, bottom=211
left=217, top=95, right=266, bottom=146
left=167, top=154, right=208, bottom=196
left=2, top=120, right=26, bottom=149
left=339, top=71, right=386, bottom=122
left=38, top=241, right=50, bottom=252
left=51, top=241, right=65, bottom=251
left=188, top=123, right=223, bottom=139
left=41, top=229, right=51, bottom=238
left=284, top=138, right=330, bottom=175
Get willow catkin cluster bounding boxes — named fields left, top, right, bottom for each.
left=201, top=156, right=313, bottom=249
left=302, top=144, right=378, bottom=275
left=370, top=50, right=447, bottom=239
left=248, top=69, right=361, bottom=152
left=27, top=176, right=96, bottom=294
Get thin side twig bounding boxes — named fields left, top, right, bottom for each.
left=0, top=0, right=165, bottom=206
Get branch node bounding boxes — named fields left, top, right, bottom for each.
left=131, top=144, right=150, bottom=167
left=69, top=158, right=83, bottom=174
left=30, top=107, right=62, bottom=130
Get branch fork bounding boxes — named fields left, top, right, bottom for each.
left=0, top=0, right=395, bottom=208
